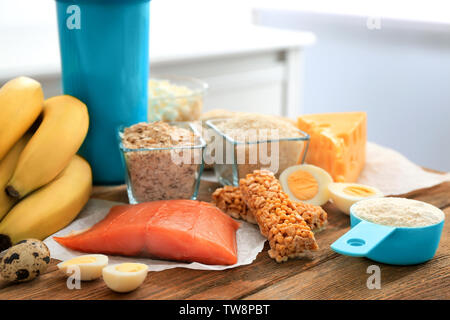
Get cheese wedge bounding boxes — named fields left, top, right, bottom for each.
left=297, top=112, right=367, bottom=182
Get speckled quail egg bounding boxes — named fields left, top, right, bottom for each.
left=328, top=182, right=384, bottom=215
left=279, top=164, right=333, bottom=206
left=0, top=239, right=50, bottom=282
left=102, top=263, right=148, bottom=293
left=57, top=254, right=108, bottom=281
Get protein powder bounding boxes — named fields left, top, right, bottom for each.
left=352, top=197, right=445, bottom=228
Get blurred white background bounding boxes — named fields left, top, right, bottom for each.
left=254, top=0, right=450, bottom=172
left=0, top=0, right=449, bottom=171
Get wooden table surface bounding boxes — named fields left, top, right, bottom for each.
left=0, top=179, right=449, bottom=300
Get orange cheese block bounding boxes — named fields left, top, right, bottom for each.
left=297, top=112, right=367, bottom=182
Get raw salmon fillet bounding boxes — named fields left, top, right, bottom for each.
left=54, top=200, right=240, bottom=265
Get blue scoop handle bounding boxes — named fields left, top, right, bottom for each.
left=331, top=221, right=396, bottom=257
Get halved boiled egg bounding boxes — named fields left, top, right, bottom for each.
left=328, top=182, right=384, bottom=215
left=57, top=254, right=108, bottom=281
left=279, top=164, right=333, bottom=206
left=102, top=263, right=148, bottom=293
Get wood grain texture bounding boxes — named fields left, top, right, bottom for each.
left=245, top=207, right=450, bottom=300
left=0, top=177, right=449, bottom=300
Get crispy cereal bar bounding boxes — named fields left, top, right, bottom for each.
left=212, top=186, right=327, bottom=232
left=294, top=202, right=328, bottom=232
left=239, top=170, right=319, bottom=262
left=212, top=186, right=257, bottom=224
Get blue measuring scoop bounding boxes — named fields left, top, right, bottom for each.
left=331, top=202, right=445, bottom=265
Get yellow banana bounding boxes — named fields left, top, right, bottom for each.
left=0, top=134, right=32, bottom=220
left=0, top=77, right=43, bottom=161
left=0, top=155, right=92, bottom=250
left=6, top=95, right=89, bottom=199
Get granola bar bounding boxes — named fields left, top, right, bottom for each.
left=239, top=170, right=319, bottom=262
left=294, top=202, right=328, bottom=232
left=212, top=186, right=327, bottom=232
left=212, top=186, right=257, bottom=224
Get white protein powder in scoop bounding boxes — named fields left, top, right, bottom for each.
left=352, top=197, right=445, bottom=228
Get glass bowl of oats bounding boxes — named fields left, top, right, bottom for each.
left=118, top=121, right=206, bottom=203
left=205, top=115, right=310, bottom=186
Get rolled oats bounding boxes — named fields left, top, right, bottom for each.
left=122, top=122, right=202, bottom=202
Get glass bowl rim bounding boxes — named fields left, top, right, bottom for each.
left=205, top=118, right=310, bottom=145
left=118, top=121, right=207, bottom=153
left=149, top=75, right=209, bottom=101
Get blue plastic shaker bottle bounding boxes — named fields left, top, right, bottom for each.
left=55, top=0, right=150, bottom=184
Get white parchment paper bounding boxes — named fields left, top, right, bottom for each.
left=44, top=199, right=266, bottom=272
left=201, top=141, right=450, bottom=195
left=359, top=142, right=450, bottom=195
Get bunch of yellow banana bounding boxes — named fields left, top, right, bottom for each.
left=0, top=77, right=92, bottom=251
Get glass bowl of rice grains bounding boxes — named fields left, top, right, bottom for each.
left=148, top=76, right=208, bottom=122
left=206, top=114, right=310, bottom=186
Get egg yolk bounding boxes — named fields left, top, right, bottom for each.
left=115, top=263, right=145, bottom=273
left=61, top=256, right=97, bottom=266
left=343, top=185, right=375, bottom=197
left=287, top=170, right=319, bottom=200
